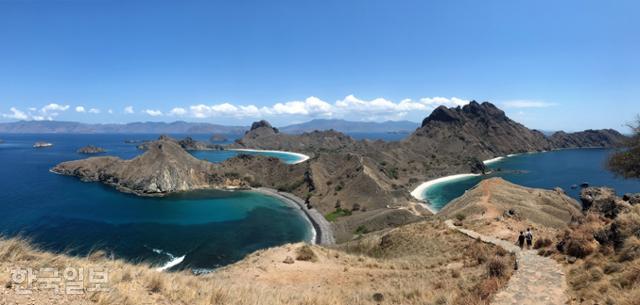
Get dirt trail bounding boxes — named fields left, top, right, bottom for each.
left=445, top=220, right=568, bottom=305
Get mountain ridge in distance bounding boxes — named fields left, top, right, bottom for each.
left=0, top=119, right=420, bottom=134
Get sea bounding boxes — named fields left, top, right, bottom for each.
left=0, top=134, right=311, bottom=272
left=422, top=148, right=640, bottom=210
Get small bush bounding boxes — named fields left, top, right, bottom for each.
left=296, top=245, right=317, bottom=262
left=354, top=225, right=369, bottom=235
left=618, top=236, right=640, bottom=262
left=603, top=262, right=622, bottom=274
left=486, top=258, right=507, bottom=277
left=455, top=213, right=466, bottom=221
left=534, top=238, right=553, bottom=249
left=146, top=273, right=164, bottom=293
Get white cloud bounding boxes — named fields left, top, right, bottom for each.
left=144, top=109, right=163, bottom=116
left=158, top=95, right=469, bottom=121
left=2, top=95, right=470, bottom=122
left=41, top=103, right=70, bottom=113
left=169, top=107, right=187, bottom=116
left=31, top=115, right=48, bottom=121
left=503, top=100, right=556, bottom=108
left=1, top=107, right=29, bottom=120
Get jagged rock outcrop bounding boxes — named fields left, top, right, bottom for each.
left=77, top=145, right=106, bottom=154
left=250, top=120, right=278, bottom=133
left=549, top=129, right=626, bottom=149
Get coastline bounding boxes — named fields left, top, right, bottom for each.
left=228, top=148, right=310, bottom=164
left=482, top=156, right=505, bottom=165
left=251, top=187, right=335, bottom=245
left=410, top=173, right=482, bottom=213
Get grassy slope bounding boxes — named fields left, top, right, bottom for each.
left=0, top=219, right=514, bottom=305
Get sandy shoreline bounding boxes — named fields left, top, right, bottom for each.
left=251, top=187, right=335, bottom=245
left=410, top=173, right=482, bottom=213
left=482, top=156, right=505, bottom=165
left=228, top=148, right=310, bottom=164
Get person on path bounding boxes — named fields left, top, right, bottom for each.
left=518, top=231, right=525, bottom=249
left=525, top=228, right=533, bottom=249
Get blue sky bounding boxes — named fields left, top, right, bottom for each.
left=0, top=0, right=638, bottom=131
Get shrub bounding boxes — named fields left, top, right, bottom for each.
left=603, top=262, right=622, bottom=274
left=455, top=213, right=466, bottom=221
left=146, top=273, right=164, bottom=293
left=618, top=236, right=640, bottom=262
left=486, top=258, right=507, bottom=277
left=354, top=225, right=369, bottom=235
left=534, top=238, right=553, bottom=249
left=296, top=245, right=317, bottom=262
left=566, top=238, right=595, bottom=258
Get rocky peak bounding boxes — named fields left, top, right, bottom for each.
left=421, top=100, right=506, bottom=127
left=250, top=120, right=279, bottom=133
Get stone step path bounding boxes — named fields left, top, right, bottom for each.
left=445, top=220, right=568, bottom=305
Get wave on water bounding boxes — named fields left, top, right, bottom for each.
left=150, top=247, right=186, bottom=271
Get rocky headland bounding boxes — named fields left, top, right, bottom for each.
left=52, top=139, right=248, bottom=196
left=76, top=145, right=106, bottom=154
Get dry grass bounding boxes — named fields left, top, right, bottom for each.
left=561, top=205, right=640, bottom=305
left=0, top=219, right=514, bottom=305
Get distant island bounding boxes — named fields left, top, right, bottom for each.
left=77, top=145, right=106, bottom=154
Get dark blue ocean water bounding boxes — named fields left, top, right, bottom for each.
left=0, top=134, right=311, bottom=271
left=423, top=149, right=640, bottom=210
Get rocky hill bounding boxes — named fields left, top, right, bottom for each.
left=439, top=178, right=582, bottom=229
left=52, top=139, right=243, bottom=195
left=232, top=120, right=361, bottom=154
left=405, top=101, right=553, bottom=161
left=549, top=129, right=626, bottom=149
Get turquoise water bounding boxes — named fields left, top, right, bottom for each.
left=423, top=149, right=640, bottom=210
left=0, top=134, right=311, bottom=271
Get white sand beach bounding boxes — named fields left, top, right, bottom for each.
left=228, top=148, right=310, bottom=164
left=410, top=173, right=482, bottom=213
left=482, top=156, right=505, bottom=165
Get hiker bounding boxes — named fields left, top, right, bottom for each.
left=518, top=231, right=525, bottom=249
left=525, top=228, right=533, bottom=249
